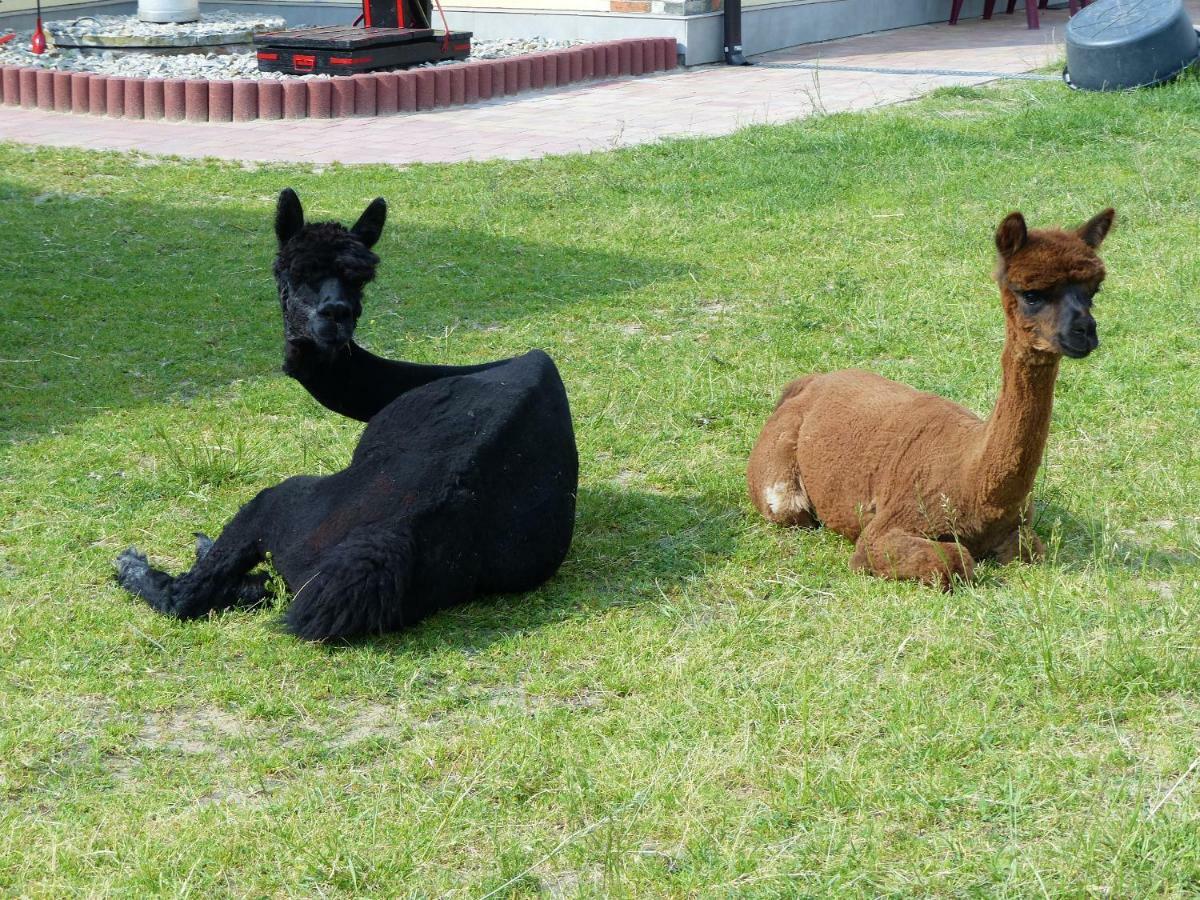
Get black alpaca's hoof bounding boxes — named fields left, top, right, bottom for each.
left=114, top=547, right=176, bottom=613
left=115, top=547, right=151, bottom=589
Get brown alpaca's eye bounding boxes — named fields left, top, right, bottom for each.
left=1021, top=291, right=1048, bottom=308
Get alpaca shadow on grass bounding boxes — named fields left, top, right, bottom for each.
left=1034, top=499, right=1200, bottom=577
left=288, top=484, right=742, bottom=653
left=0, top=179, right=678, bottom=440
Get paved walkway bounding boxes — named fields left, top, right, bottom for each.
left=0, top=8, right=1082, bottom=164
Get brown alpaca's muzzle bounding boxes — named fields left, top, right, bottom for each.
left=1057, top=291, right=1099, bottom=359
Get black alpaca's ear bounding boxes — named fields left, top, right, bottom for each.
left=1078, top=207, right=1115, bottom=248
left=276, top=188, right=305, bottom=247
left=351, top=197, right=387, bottom=249
left=995, top=211, right=1027, bottom=258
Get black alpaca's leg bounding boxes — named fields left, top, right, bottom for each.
left=194, top=532, right=271, bottom=607
left=116, top=498, right=269, bottom=620
left=284, top=527, right=416, bottom=641
left=116, top=537, right=262, bottom=619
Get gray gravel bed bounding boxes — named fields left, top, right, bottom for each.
left=48, top=10, right=282, bottom=40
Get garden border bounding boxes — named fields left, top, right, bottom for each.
left=0, top=37, right=677, bottom=122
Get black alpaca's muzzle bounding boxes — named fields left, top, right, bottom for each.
left=312, top=300, right=357, bottom=349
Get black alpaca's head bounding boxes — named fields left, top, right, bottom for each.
left=273, top=188, right=388, bottom=353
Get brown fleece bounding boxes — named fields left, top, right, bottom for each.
left=747, top=209, right=1115, bottom=588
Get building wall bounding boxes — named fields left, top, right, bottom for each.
left=439, top=0, right=992, bottom=61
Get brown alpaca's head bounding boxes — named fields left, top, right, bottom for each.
left=994, top=208, right=1114, bottom=359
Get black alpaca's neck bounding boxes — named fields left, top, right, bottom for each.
left=284, top=340, right=505, bottom=422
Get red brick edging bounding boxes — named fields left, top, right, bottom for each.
left=0, top=37, right=677, bottom=123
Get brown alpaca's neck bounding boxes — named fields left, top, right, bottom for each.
left=970, top=324, right=1061, bottom=513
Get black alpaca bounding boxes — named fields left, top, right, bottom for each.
left=116, top=189, right=579, bottom=641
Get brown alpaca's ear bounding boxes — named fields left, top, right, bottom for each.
left=995, top=212, right=1027, bottom=258
left=1078, top=207, right=1115, bottom=248
left=275, top=188, right=304, bottom=247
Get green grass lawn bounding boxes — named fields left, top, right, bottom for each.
left=2, top=74, right=1199, bottom=896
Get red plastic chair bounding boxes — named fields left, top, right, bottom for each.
left=949, top=0, right=1090, bottom=29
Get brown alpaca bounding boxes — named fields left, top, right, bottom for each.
left=747, top=208, right=1115, bottom=588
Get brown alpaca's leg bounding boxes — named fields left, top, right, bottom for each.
left=1019, top=531, right=1046, bottom=563
left=1018, top=499, right=1046, bottom=562
left=850, top=524, right=975, bottom=590
left=747, top=381, right=818, bottom=528
left=992, top=498, right=1045, bottom=565
left=747, top=423, right=815, bottom=528
left=992, top=525, right=1045, bottom=564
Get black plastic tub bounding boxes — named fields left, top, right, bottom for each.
left=1065, top=0, right=1199, bottom=91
